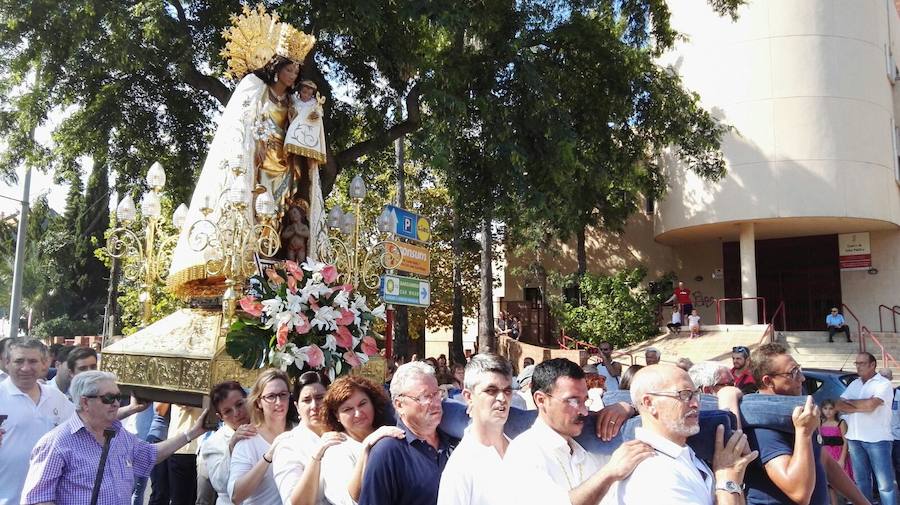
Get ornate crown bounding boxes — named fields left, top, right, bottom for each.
left=220, top=4, right=316, bottom=80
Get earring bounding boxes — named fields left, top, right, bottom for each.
left=274, top=74, right=279, bottom=83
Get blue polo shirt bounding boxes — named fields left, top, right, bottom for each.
left=745, top=427, right=828, bottom=505
left=358, top=420, right=457, bottom=505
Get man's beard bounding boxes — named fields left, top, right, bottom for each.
left=662, top=414, right=700, bottom=437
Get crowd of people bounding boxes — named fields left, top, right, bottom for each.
left=2, top=333, right=900, bottom=505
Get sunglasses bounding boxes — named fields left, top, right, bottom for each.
left=732, top=346, right=749, bottom=354
left=84, top=393, right=123, bottom=405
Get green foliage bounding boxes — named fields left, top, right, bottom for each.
left=32, top=316, right=100, bottom=339
left=549, top=267, right=663, bottom=349
left=225, top=319, right=271, bottom=370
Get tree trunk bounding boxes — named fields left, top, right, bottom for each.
left=450, top=209, right=466, bottom=365
left=392, top=131, right=411, bottom=360
left=576, top=223, right=587, bottom=278
left=478, top=210, right=495, bottom=353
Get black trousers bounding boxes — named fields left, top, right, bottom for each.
left=828, top=325, right=851, bottom=341
left=147, top=436, right=169, bottom=505
left=167, top=454, right=198, bottom=505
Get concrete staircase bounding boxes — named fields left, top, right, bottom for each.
left=617, top=325, right=768, bottom=366
left=780, top=331, right=900, bottom=385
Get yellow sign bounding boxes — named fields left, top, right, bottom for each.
left=417, top=217, right=431, bottom=242
left=386, top=242, right=431, bottom=276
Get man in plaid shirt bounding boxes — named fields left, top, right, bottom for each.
left=21, top=371, right=207, bottom=505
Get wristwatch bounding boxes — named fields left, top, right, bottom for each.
left=715, top=480, right=743, bottom=495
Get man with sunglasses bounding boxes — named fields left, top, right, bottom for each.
left=602, top=364, right=758, bottom=504
left=504, top=358, right=654, bottom=505
left=201, top=381, right=252, bottom=505
left=826, top=307, right=852, bottom=343
left=0, top=339, right=74, bottom=505
left=745, top=343, right=868, bottom=505
left=21, top=370, right=209, bottom=505
left=730, top=347, right=757, bottom=394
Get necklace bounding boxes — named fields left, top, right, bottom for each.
left=268, top=88, right=288, bottom=106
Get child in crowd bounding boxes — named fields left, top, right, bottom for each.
left=667, top=307, right=682, bottom=335
left=688, top=309, right=701, bottom=338
left=820, top=399, right=853, bottom=505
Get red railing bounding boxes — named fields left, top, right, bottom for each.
left=557, top=332, right=635, bottom=366
left=758, top=301, right=787, bottom=346
left=877, top=304, right=900, bottom=333
left=715, top=297, right=767, bottom=325
left=861, top=326, right=900, bottom=368
left=840, top=303, right=863, bottom=352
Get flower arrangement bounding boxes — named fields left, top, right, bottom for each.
left=225, top=258, right=385, bottom=380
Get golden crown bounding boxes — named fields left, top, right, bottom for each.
left=220, top=4, right=316, bottom=80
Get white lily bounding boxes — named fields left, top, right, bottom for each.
left=323, top=334, right=337, bottom=351
left=333, top=289, right=350, bottom=308
left=302, top=257, right=326, bottom=273
left=312, top=305, right=342, bottom=331
left=371, top=304, right=387, bottom=320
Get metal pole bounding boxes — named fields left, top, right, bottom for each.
left=8, top=166, right=32, bottom=338
left=385, top=304, right=394, bottom=361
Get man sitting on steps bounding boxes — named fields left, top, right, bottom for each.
left=825, top=307, right=852, bottom=343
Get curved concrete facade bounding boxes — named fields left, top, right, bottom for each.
left=656, top=0, right=900, bottom=243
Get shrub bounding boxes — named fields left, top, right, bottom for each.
left=32, top=316, right=101, bottom=339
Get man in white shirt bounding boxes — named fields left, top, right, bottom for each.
left=504, top=358, right=654, bottom=505
left=0, top=336, right=12, bottom=383
left=0, top=338, right=74, bottom=505
left=602, top=364, right=757, bottom=505
left=438, top=353, right=515, bottom=505
left=45, top=345, right=74, bottom=398
left=836, top=352, right=898, bottom=504
left=201, top=381, right=253, bottom=505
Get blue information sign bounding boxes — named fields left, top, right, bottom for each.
left=385, top=205, right=431, bottom=243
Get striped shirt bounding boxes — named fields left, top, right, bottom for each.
left=21, top=414, right=157, bottom=505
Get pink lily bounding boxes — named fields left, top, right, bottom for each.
left=336, top=309, right=355, bottom=326
left=335, top=325, right=354, bottom=348
left=361, top=336, right=379, bottom=356
left=266, top=268, right=285, bottom=286
left=276, top=323, right=289, bottom=348
left=239, top=296, right=263, bottom=317
left=343, top=350, right=362, bottom=367
left=304, top=344, right=325, bottom=368
left=322, top=264, right=338, bottom=284
left=294, top=313, right=311, bottom=334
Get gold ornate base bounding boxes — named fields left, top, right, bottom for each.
left=101, top=308, right=261, bottom=405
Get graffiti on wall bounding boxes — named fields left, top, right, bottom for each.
left=692, top=291, right=716, bottom=308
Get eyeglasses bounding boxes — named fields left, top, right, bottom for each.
left=853, top=360, right=874, bottom=366
left=400, top=391, right=441, bottom=406
left=648, top=388, right=701, bottom=403
left=84, top=393, right=123, bottom=405
left=545, top=392, right=588, bottom=409
left=260, top=392, right=291, bottom=404
left=773, top=367, right=803, bottom=380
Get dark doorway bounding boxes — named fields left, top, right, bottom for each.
left=723, top=235, right=842, bottom=330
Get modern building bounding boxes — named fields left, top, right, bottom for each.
left=500, top=0, right=900, bottom=338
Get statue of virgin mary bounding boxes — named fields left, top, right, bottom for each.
left=167, top=5, right=327, bottom=297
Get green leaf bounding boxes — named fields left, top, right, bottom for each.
left=225, top=321, right=273, bottom=370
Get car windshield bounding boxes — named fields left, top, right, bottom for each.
left=839, top=373, right=859, bottom=386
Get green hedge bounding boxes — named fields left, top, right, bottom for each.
left=31, top=317, right=101, bottom=339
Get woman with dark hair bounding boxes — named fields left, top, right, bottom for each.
left=317, top=375, right=404, bottom=505
left=228, top=369, right=293, bottom=505
left=272, top=371, right=342, bottom=505
left=618, top=364, right=644, bottom=391
left=201, top=381, right=252, bottom=505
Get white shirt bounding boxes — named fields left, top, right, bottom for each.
left=504, top=417, right=603, bottom=505
left=437, top=429, right=512, bottom=505
left=201, top=425, right=235, bottom=505
left=671, top=312, right=682, bottom=324
left=891, top=389, right=900, bottom=440
left=272, top=423, right=324, bottom=505
left=598, top=365, right=620, bottom=392
left=688, top=315, right=701, bottom=327
left=0, top=379, right=75, bottom=505
left=320, top=437, right=363, bottom=505
left=601, top=427, right=714, bottom=505
left=841, top=373, right=895, bottom=442
left=228, top=434, right=281, bottom=505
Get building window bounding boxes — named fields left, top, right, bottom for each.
left=524, top=287, right=543, bottom=308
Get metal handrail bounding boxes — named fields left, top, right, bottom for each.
left=861, top=326, right=900, bottom=368
left=877, top=304, right=900, bottom=333
left=758, top=301, right=786, bottom=346
left=557, top=332, right=635, bottom=366
left=715, top=297, right=767, bottom=325
left=840, top=303, right=863, bottom=352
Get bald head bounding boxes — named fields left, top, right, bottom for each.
left=630, top=364, right=688, bottom=409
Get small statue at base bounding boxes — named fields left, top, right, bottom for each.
left=281, top=204, right=310, bottom=262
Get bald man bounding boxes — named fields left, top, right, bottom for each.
left=601, top=365, right=757, bottom=505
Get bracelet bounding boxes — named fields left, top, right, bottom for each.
left=263, top=454, right=273, bottom=464
left=182, top=431, right=192, bottom=445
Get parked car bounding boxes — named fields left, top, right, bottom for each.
left=801, top=368, right=859, bottom=404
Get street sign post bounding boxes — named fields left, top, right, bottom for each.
left=381, top=274, right=431, bottom=307
left=385, top=205, right=431, bottom=243
left=385, top=241, right=431, bottom=276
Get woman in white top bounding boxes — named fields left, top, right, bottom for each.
left=317, top=376, right=404, bottom=505
left=273, top=371, right=339, bottom=505
left=228, top=369, right=294, bottom=505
